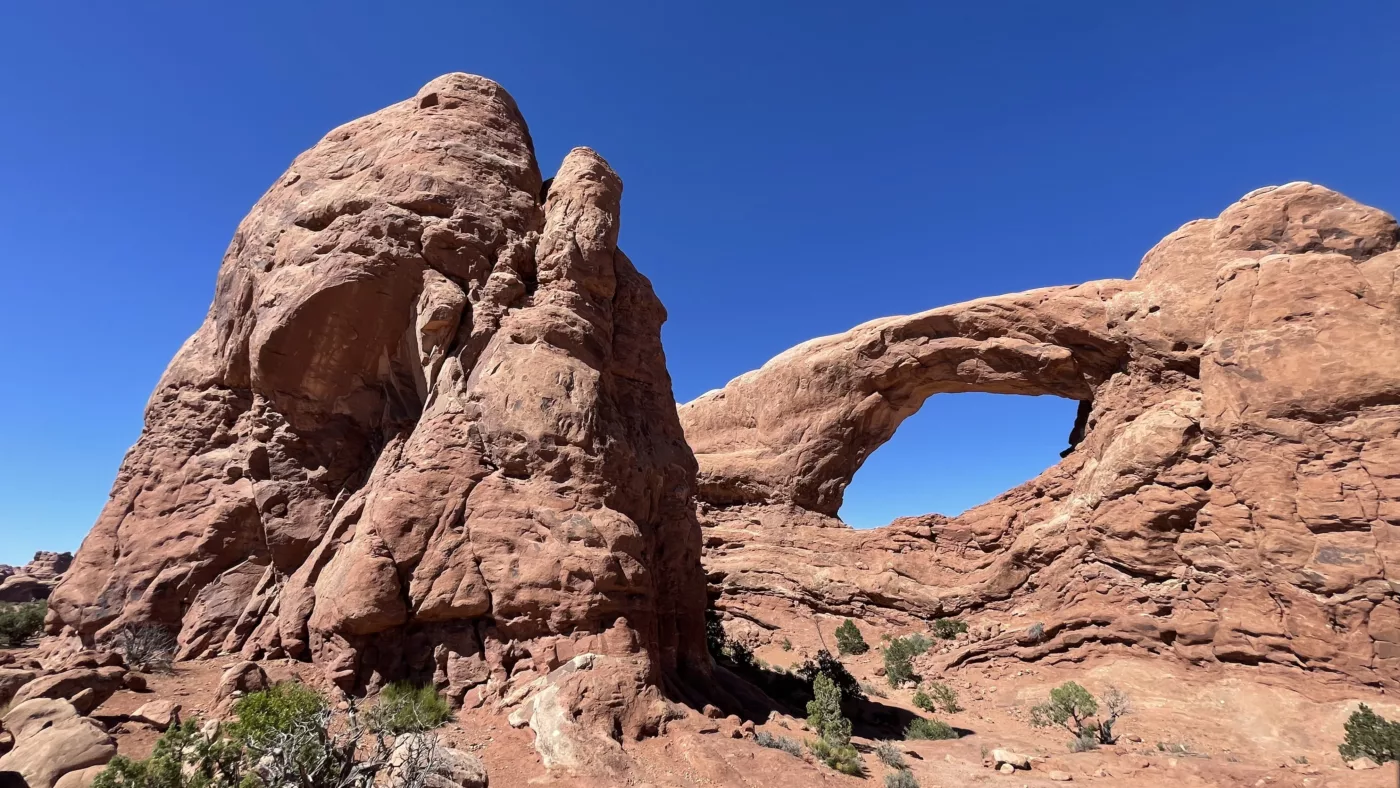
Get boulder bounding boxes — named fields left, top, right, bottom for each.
left=991, top=749, right=1031, bottom=770
left=0, top=670, right=36, bottom=708
left=54, top=766, right=107, bottom=788
left=0, top=553, right=72, bottom=603
left=213, top=661, right=268, bottom=707
left=9, top=668, right=126, bottom=715
left=0, top=700, right=114, bottom=788
left=129, top=700, right=180, bottom=731
left=389, top=734, right=487, bottom=788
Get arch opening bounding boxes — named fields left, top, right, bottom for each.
left=838, top=392, right=1081, bottom=528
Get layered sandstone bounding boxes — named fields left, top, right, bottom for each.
left=682, top=183, right=1400, bottom=687
left=48, top=74, right=709, bottom=747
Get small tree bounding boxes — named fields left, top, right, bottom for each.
left=1030, top=682, right=1130, bottom=745
left=1339, top=704, right=1400, bottom=764
left=0, top=601, right=46, bottom=648
left=796, top=650, right=864, bottom=700
left=883, top=635, right=929, bottom=688
left=835, top=620, right=869, bottom=656
left=93, top=720, right=247, bottom=788
left=807, top=673, right=862, bottom=775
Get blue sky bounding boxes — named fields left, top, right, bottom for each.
left=2, top=1, right=1398, bottom=564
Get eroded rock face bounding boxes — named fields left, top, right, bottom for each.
left=682, top=183, right=1400, bottom=687
left=49, top=74, right=709, bottom=731
left=0, top=552, right=73, bottom=603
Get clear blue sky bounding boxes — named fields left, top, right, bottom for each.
left=2, top=2, right=1398, bottom=564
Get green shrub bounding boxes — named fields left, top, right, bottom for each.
left=0, top=601, right=46, bottom=648
left=930, top=618, right=967, bottom=640
left=229, top=681, right=326, bottom=744
left=1029, top=682, right=1130, bottom=745
left=92, top=720, right=246, bottom=788
left=885, top=770, right=919, bottom=788
left=809, top=737, right=863, bottom=776
left=875, top=741, right=907, bottom=769
left=905, top=717, right=958, bottom=740
left=367, top=681, right=451, bottom=734
left=926, top=681, right=961, bottom=713
left=882, top=635, right=929, bottom=688
left=912, top=690, right=934, bottom=712
left=780, top=637, right=792, bottom=651
left=1339, top=703, right=1400, bottom=764
left=835, top=619, right=869, bottom=656
left=754, top=730, right=803, bottom=757
left=796, top=650, right=863, bottom=700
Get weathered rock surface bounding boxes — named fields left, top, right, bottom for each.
left=9, top=667, right=127, bottom=715
left=0, top=552, right=72, bottom=603
left=682, top=182, right=1400, bottom=687
left=48, top=73, right=708, bottom=763
left=0, top=700, right=115, bottom=788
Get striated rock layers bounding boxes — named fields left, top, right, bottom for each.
left=0, top=552, right=73, bottom=603
left=682, top=183, right=1400, bottom=687
left=48, top=74, right=710, bottom=737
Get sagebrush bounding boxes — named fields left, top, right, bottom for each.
left=754, top=730, right=803, bottom=757
left=367, top=682, right=451, bottom=734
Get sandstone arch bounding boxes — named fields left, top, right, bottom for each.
left=682, top=183, right=1400, bottom=687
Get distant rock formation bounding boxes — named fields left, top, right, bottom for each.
left=0, top=552, right=73, bottom=603
left=47, top=74, right=710, bottom=762
left=682, top=183, right=1400, bottom=687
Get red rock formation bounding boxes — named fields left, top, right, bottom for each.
left=0, top=552, right=73, bottom=603
left=48, top=74, right=710, bottom=744
left=681, top=183, right=1400, bottom=687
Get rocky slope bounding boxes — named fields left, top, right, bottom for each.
left=46, top=74, right=709, bottom=771
left=681, top=182, right=1400, bottom=688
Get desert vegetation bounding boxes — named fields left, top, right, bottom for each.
left=1030, top=681, right=1131, bottom=750
left=1340, top=703, right=1400, bottom=765
left=92, top=680, right=452, bottom=788
left=806, top=672, right=863, bottom=775
left=882, top=634, right=931, bottom=688
left=835, top=619, right=869, bottom=655
left=0, top=600, right=46, bottom=647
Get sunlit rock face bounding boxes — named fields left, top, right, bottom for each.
left=682, top=182, right=1400, bottom=687
left=49, top=75, right=711, bottom=746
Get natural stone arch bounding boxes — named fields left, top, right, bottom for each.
left=679, top=281, right=1131, bottom=517
left=683, top=183, right=1400, bottom=688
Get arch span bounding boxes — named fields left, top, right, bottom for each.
left=678, top=281, right=1128, bottom=516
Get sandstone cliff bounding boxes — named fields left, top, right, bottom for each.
left=681, top=183, right=1400, bottom=687
left=48, top=75, right=709, bottom=756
